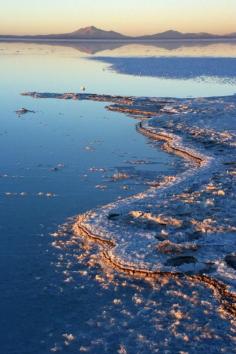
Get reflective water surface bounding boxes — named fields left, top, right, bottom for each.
left=0, top=41, right=236, bottom=353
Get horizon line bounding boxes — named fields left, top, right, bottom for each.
left=0, top=25, right=235, bottom=38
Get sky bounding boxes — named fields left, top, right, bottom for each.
left=0, top=0, right=235, bottom=36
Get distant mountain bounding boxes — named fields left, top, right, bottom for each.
left=0, top=26, right=129, bottom=40
left=0, top=26, right=236, bottom=41
left=139, top=30, right=218, bottom=40
left=62, top=26, right=128, bottom=39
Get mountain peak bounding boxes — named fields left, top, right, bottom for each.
left=162, top=30, right=182, bottom=34
left=76, top=25, right=99, bottom=32
left=68, top=26, right=127, bottom=39
left=1, top=26, right=235, bottom=41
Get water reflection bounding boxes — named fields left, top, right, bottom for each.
left=1, top=38, right=236, bottom=56
left=0, top=42, right=236, bottom=98
left=0, top=40, right=236, bottom=353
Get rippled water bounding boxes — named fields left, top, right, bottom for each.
left=0, top=41, right=236, bottom=353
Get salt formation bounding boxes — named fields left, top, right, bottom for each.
left=23, top=91, right=236, bottom=315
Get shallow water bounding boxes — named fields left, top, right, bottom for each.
left=0, top=42, right=236, bottom=353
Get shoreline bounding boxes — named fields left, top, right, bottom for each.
left=23, top=91, right=236, bottom=316
left=72, top=118, right=235, bottom=315
left=73, top=120, right=235, bottom=317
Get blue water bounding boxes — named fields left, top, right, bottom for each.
left=0, top=42, right=236, bottom=353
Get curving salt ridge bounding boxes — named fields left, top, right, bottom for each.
left=22, top=91, right=236, bottom=315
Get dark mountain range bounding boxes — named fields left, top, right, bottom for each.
left=0, top=26, right=236, bottom=41
left=138, top=30, right=218, bottom=40
left=47, top=26, right=128, bottom=40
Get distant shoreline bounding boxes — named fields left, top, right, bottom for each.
left=1, top=37, right=236, bottom=43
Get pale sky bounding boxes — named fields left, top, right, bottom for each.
left=0, top=0, right=235, bottom=36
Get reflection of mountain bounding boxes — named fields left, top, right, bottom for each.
left=1, top=38, right=236, bottom=55
left=59, top=39, right=236, bottom=54
left=47, top=40, right=127, bottom=54
left=93, top=56, right=236, bottom=80
left=144, top=40, right=236, bottom=51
